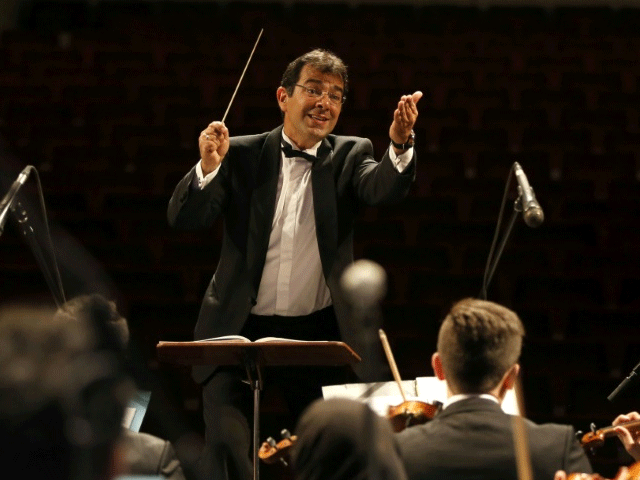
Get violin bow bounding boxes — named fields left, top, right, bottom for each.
left=221, top=28, right=264, bottom=123
left=378, top=329, right=407, bottom=402
left=512, top=415, right=533, bottom=480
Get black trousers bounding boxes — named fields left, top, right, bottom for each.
left=199, top=306, right=351, bottom=480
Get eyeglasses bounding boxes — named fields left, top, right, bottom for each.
left=294, top=84, right=346, bottom=106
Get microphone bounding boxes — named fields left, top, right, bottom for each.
left=0, top=165, right=32, bottom=235
left=340, top=259, right=387, bottom=311
left=340, top=259, right=387, bottom=382
left=513, top=162, right=544, bottom=228
left=608, top=359, right=640, bottom=402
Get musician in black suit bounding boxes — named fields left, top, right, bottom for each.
left=396, top=298, right=593, bottom=480
left=167, top=49, right=422, bottom=480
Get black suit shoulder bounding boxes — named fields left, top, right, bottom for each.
left=396, top=399, right=591, bottom=480
left=121, top=429, right=186, bottom=480
left=226, top=131, right=272, bottom=166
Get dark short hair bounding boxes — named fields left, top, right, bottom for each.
left=281, top=49, right=349, bottom=97
left=293, top=398, right=408, bottom=480
left=54, top=294, right=129, bottom=352
left=437, top=298, right=525, bottom=394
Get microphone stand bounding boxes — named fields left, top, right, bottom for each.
left=608, top=359, right=640, bottom=402
left=3, top=167, right=67, bottom=307
left=11, top=200, right=65, bottom=307
left=480, top=163, right=522, bottom=300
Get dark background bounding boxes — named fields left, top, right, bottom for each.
left=1, top=0, right=640, bottom=477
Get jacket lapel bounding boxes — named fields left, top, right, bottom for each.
left=246, top=127, right=282, bottom=298
left=312, top=138, right=338, bottom=279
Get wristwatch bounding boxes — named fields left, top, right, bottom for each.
left=390, top=130, right=415, bottom=150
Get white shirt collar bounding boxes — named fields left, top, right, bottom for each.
left=443, top=393, right=500, bottom=410
left=282, top=131, right=322, bottom=157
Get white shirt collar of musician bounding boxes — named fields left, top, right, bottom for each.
left=282, top=132, right=322, bottom=157
left=443, top=393, right=499, bottom=410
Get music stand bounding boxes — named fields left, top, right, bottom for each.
left=157, top=340, right=361, bottom=480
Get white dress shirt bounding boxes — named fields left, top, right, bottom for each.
left=194, top=132, right=413, bottom=316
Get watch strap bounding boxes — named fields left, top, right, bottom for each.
left=390, top=130, right=415, bottom=150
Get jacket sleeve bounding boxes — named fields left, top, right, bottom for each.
left=351, top=138, right=416, bottom=207
left=167, top=158, right=230, bottom=230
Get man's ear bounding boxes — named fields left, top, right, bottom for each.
left=432, top=352, right=445, bottom=380
left=277, top=87, right=288, bottom=112
left=503, top=363, right=520, bottom=390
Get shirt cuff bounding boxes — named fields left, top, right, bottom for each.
left=193, top=160, right=220, bottom=189
left=388, top=145, right=414, bottom=173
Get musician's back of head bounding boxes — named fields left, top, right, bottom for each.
left=436, top=298, right=525, bottom=395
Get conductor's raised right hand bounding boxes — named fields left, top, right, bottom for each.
left=199, top=121, right=229, bottom=175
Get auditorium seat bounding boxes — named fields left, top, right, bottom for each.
left=514, top=276, right=605, bottom=309
left=522, top=338, right=610, bottom=378
left=88, top=241, right=155, bottom=270
left=617, top=278, right=640, bottom=308
left=419, top=108, right=469, bottom=150
left=481, top=107, right=548, bottom=134
left=408, top=272, right=484, bottom=306
left=602, top=222, right=640, bottom=251
left=565, top=377, right=622, bottom=420
left=439, top=127, right=508, bottom=153
left=461, top=245, right=552, bottom=278
left=364, top=244, right=452, bottom=273
left=476, top=150, right=551, bottom=182
left=519, top=373, right=553, bottom=419
left=354, top=218, right=407, bottom=247
left=109, top=268, right=185, bottom=304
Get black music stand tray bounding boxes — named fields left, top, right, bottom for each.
left=157, top=340, right=361, bottom=480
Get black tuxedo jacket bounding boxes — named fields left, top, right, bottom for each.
left=395, top=397, right=592, bottom=480
left=168, top=125, right=415, bottom=382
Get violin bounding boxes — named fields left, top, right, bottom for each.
left=581, top=420, right=640, bottom=450
left=387, top=399, right=442, bottom=432
left=258, top=429, right=297, bottom=467
left=568, top=461, right=640, bottom=480
left=379, top=329, right=442, bottom=432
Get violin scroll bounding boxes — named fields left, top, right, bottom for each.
left=258, top=429, right=297, bottom=466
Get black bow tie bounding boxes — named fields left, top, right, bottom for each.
left=281, top=141, right=318, bottom=163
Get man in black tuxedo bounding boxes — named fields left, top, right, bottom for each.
left=395, top=298, right=593, bottom=480
left=167, top=48, right=421, bottom=480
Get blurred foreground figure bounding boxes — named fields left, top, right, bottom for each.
left=292, top=398, right=408, bottom=480
left=55, top=294, right=187, bottom=480
left=0, top=305, right=129, bottom=480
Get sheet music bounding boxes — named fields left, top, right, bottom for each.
left=322, top=380, right=419, bottom=417
left=323, top=377, right=521, bottom=416
left=415, top=376, right=521, bottom=416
